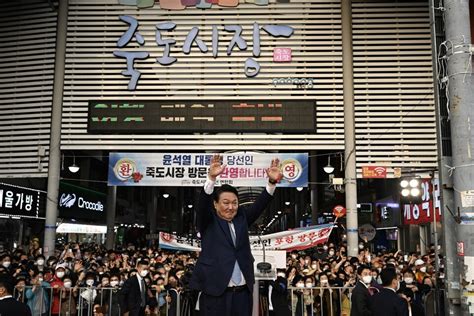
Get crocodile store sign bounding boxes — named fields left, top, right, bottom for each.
left=58, top=182, right=106, bottom=221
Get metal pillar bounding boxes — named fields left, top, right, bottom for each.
left=419, top=225, right=427, bottom=256
left=43, top=0, right=68, bottom=258
left=105, top=186, right=117, bottom=250
left=443, top=1, right=474, bottom=314
left=341, top=0, right=359, bottom=257
left=310, top=150, right=319, bottom=225
left=150, top=187, right=158, bottom=234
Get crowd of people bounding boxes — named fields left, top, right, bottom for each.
left=0, top=240, right=443, bottom=316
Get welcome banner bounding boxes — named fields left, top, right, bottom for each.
left=108, top=152, right=308, bottom=187
left=158, top=223, right=334, bottom=252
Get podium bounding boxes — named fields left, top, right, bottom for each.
left=253, top=271, right=276, bottom=316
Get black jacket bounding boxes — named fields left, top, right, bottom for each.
left=371, top=288, right=409, bottom=316
left=118, top=275, right=154, bottom=316
left=350, top=281, right=372, bottom=316
left=270, top=277, right=291, bottom=316
left=0, top=297, right=32, bottom=316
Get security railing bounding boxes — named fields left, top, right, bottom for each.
left=12, top=284, right=446, bottom=316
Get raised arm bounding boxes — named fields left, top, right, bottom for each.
left=244, top=158, right=282, bottom=225
left=196, top=154, right=227, bottom=232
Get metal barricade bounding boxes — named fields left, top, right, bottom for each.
left=287, top=286, right=353, bottom=316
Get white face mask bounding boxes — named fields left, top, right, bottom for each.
left=296, top=283, right=305, bottom=288
left=362, top=275, right=373, bottom=284
left=329, top=251, right=335, bottom=256
left=305, top=283, right=313, bottom=288
left=376, top=277, right=382, bottom=285
left=140, top=270, right=149, bottom=277
left=320, top=280, right=328, bottom=286
left=110, top=281, right=119, bottom=287
left=56, top=271, right=65, bottom=279
left=311, top=265, right=317, bottom=270
left=2, top=261, right=11, bottom=268
left=395, top=280, right=400, bottom=291
left=277, top=272, right=286, bottom=278
left=323, top=245, right=328, bottom=250
left=404, top=277, right=414, bottom=284
left=420, top=267, right=427, bottom=273
left=38, top=277, right=44, bottom=283
left=63, top=281, right=72, bottom=288
left=86, top=279, right=94, bottom=286
left=359, top=244, right=364, bottom=249
left=37, top=259, right=45, bottom=266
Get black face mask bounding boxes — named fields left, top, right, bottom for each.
left=21, top=260, right=28, bottom=265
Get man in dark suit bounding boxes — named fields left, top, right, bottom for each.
left=370, top=268, right=409, bottom=316
left=350, top=265, right=373, bottom=316
left=119, top=260, right=154, bottom=316
left=0, top=275, right=31, bottom=316
left=190, top=154, right=282, bottom=315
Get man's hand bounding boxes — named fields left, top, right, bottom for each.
left=208, top=154, right=226, bottom=181
left=267, top=158, right=282, bottom=184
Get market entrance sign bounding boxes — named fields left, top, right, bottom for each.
left=114, top=15, right=294, bottom=90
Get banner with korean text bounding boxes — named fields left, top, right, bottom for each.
left=108, top=152, right=308, bottom=187
left=158, top=224, right=334, bottom=252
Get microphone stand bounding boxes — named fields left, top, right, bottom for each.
left=256, top=232, right=272, bottom=273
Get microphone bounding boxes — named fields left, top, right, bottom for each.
left=256, top=232, right=272, bottom=273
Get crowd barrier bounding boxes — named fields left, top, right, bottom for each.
left=13, top=285, right=445, bottom=316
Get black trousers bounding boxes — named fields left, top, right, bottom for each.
left=199, top=288, right=252, bottom=316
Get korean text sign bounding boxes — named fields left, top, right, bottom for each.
left=403, top=178, right=441, bottom=225
left=0, top=183, right=45, bottom=219
left=159, top=223, right=334, bottom=252
left=108, top=152, right=308, bottom=187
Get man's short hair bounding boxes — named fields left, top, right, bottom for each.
left=380, top=268, right=397, bottom=287
left=0, top=275, right=14, bottom=294
left=213, top=184, right=239, bottom=202
left=357, top=265, right=371, bottom=276
left=137, top=259, right=149, bottom=267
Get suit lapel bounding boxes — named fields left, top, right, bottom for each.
left=216, top=214, right=235, bottom=248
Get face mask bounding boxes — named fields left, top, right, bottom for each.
left=398, top=265, right=404, bottom=270
left=38, top=277, right=44, bottom=283
left=404, top=277, right=413, bottom=284
left=420, top=267, right=427, bottom=273
left=99, top=272, right=104, bottom=275
left=63, top=281, right=72, bottom=289
left=321, top=280, right=328, bottom=286
left=119, top=281, right=124, bottom=286
left=329, top=251, right=335, bottom=256
left=396, top=280, right=400, bottom=291
left=311, top=264, right=317, bottom=270
left=37, top=259, right=45, bottom=266
left=362, top=275, right=372, bottom=284
left=359, top=244, right=364, bottom=249
left=323, top=245, right=328, bottom=250
left=376, top=277, right=382, bottom=285
left=140, top=270, right=149, bottom=277
left=296, top=283, right=305, bottom=288
left=2, top=261, right=11, bottom=268
left=291, top=254, right=297, bottom=259
left=86, top=279, right=94, bottom=286
left=56, top=271, right=65, bottom=279
left=277, top=273, right=286, bottom=278
left=305, top=283, right=313, bottom=288
left=110, top=281, right=119, bottom=287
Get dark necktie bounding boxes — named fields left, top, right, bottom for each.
left=140, top=277, right=146, bottom=307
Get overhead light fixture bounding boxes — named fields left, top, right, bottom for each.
left=277, top=211, right=282, bottom=214
left=285, top=201, right=291, bottom=206
left=296, top=186, right=304, bottom=191
left=68, top=155, right=80, bottom=173
left=323, top=156, right=334, bottom=174
left=162, top=193, right=170, bottom=199
left=187, top=204, right=193, bottom=208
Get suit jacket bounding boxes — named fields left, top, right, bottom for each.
left=0, top=297, right=32, bottom=316
left=370, top=288, right=409, bottom=316
left=118, top=275, right=151, bottom=315
left=350, top=281, right=372, bottom=316
left=189, top=187, right=273, bottom=296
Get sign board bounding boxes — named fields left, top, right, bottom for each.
left=56, top=223, right=107, bottom=234
left=461, top=190, right=474, bottom=207
left=108, top=152, right=308, bottom=187
left=457, top=241, right=465, bottom=257
left=273, top=48, right=292, bottom=62
left=358, top=203, right=373, bottom=213
left=89, top=100, right=316, bottom=133
left=358, top=223, right=376, bottom=242
left=332, top=205, right=346, bottom=218
left=0, top=182, right=45, bottom=219
left=362, top=166, right=387, bottom=178
left=58, top=182, right=106, bottom=221
left=403, top=178, right=441, bottom=225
